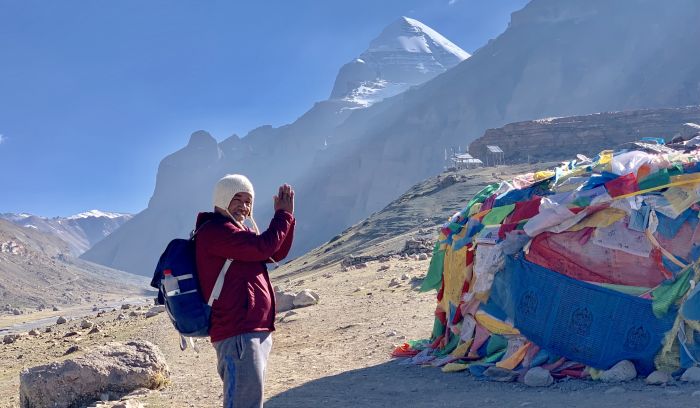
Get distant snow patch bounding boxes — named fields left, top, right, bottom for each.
left=67, top=210, right=129, bottom=220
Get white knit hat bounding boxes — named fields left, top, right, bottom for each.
left=212, top=174, right=259, bottom=232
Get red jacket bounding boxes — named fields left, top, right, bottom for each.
left=195, top=210, right=295, bottom=342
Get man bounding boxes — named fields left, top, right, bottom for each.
left=195, top=174, right=295, bottom=408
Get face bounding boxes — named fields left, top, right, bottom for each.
left=227, top=192, right=252, bottom=222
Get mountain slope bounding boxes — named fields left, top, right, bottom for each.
left=0, top=219, right=148, bottom=310
left=0, top=210, right=132, bottom=256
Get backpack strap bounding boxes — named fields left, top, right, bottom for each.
left=208, top=259, right=233, bottom=306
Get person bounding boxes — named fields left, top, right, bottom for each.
left=195, top=174, right=295, bottom=408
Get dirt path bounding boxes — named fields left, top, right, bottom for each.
left=2, top=258, right=700, bottom=407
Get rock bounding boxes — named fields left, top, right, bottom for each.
left=400, top=274, right=411, bottom=281
left=388, top=278, right=401, bottom=287
left=52, top=306, right=60, bottom=312
left=600, top=360, right=637, bottom=382
left=605, top=386, right=626, bottom=395
left=355, top=262, right=368, bottom=269
left=293, top=289, right=319, bottom=308
left=12, top=308, right=21, bottom=315
left=645, top=370, right=671, bottom=385
left=129, top=311, right=139, bottom=317
left=681, top=366, right=700, bottom=382
left=64, top=345, right=81, bottom=355
left=20, top=340, right=169, bottom=408
left=121, top=304, right=131, bottom=310
left=353, top=287, right=364, bottom=293
left=89, top=326, right=102, bottom=335
left=28, top=329, right=40, bottom=336
left=378, top=265, right=390, bottom=272
left=64, top=331, right=80, bottom=337
left=80, top=319, right=94, bottom=329
left=45, top=327, right=52, bottom=333
left=680, top=122, right=700, bottom=139
left=418, top=253, right=429, bottom=261
left=117, top=314, right=126, bottom=321
left=275, top=291, right=296, bottom=313
left=386, top=331, right=397, bottom=337
left=111, top=401, right=144, bottom=408
left=3, top=334, right=21, bottom=344
left=483, top=366, right=518, bottom=382
left=56, top=316, right=68, bottom=324
left=523, top=367, right=554, bottom=387
left=145, top=305, right=165, bottom=318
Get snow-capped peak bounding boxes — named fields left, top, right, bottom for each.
left=66, top=210, right=129, bottom=220
left=329, top=17, right=469, bottom=104
left=368, top=16, right=470, bottom=61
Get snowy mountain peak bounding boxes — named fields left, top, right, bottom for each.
left=329, top=17, right=469, bottom=105
left=66, top=209, right=129, bottom=220
left=368, top=16, right=470, bottom=61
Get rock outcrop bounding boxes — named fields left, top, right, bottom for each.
left=469, top=107, right=700, bottom=164
left=19, top=340, right=169, bottom=408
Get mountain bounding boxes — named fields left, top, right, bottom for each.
left=82, top=17, right=469, bottom=276
left=287, top=0, right=700, bottom=257
left=0, top=219, right=147, bottom=310
left=0, top=210, right=132, bottom=256
left=330, top=16, right=470, bottom=107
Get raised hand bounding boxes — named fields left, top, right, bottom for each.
left=273, top=184, right=295, bottom=214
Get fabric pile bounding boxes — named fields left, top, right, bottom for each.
left=393, top=140, right=700, bottom=380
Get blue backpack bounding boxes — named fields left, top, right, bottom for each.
left=150, top=224, right=231, bottom=347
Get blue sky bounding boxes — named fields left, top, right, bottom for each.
left=0, top=0, right=529, bottom=217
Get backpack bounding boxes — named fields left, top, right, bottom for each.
left=150, top=222, right=231, bottom=348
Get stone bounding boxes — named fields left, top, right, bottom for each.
left=275, top=291, right=296, bottom=313
left=293, top=289, right=320, bottom=308
left=145, top=305, right=165, bottom=318
left=89, top=326, right=101, bottom=335
left=388, top=278, right=401, bottom=287
left=117, top=314, right=126, bottom=321
left=605, top=386, right=626, bottom=395
left=129, top=311, right=139, bottom=317
left=20, top=340, right=169, bottom=408
left=121, top=304, right=131, bottom=310
left=483, top=366, right=518, bottom=382
left=523, top=367, right=554, bottom=387
left=378, top=265, right=390, bottom=272
left=111, top=401, right=144, bottom=408
left=45, top=327, right=52, bottom=333
left=80, top=319, right=94, bottom=329
left=28, top=329, right=40, bottom=336
left=64, top=345, right=81, bottom=355
left=400, top=274, right=411, bottom=281
left=600, top=360, right=636, bottom=382
left=3, top=334, right=21, bottom=344
left=56, top=316, right=68, bottom=324
left=680, top=122, right=700, bottom=139
left=418, top=253, right=429, bottom=261
left=12, top=308, right=21, bottom=315
left=645, top=370, right=671, bottom=385
left=52, top=306, right=60, bottom=312
left=681, top=366, right=700, bottom=382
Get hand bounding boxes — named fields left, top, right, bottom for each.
left=274, top=184, right=294, bottom=214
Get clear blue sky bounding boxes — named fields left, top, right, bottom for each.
left=0, top=0, right=529, bottom=217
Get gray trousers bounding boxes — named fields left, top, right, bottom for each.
left=212, top=332, right=273, bottom=408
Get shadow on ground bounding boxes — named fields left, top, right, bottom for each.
left=266, top=360, right=700, bottom=408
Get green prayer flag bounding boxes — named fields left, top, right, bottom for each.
left=652, top=268, right=692, bottom=318
left=420, top=243, right=445, bottom=292
left=638, top=168, right=671, bottom=191
left=431, top=317, right=446, bottom=342
left=481, top=204, right=516, bottom=226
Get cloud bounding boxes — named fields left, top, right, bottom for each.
left=448, top=0, right=459, bottom=5
left=0, top=134, right=4, bottom=144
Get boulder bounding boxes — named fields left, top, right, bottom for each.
left=293, top=289, right=320, bottom=307
left=645, top=370, right=671, bottom=385
left=20, top=340, right=169, bottom=408
left=600, top=360, right=636, bottom=382
left=523, top=367, right=554, bottom=387
left=3, top=334, right=21, bottom=344
left=681, top=366, right=700, bottom=382
left=56, top=316, right=68, bottom=324
left=483, top=366, right=518, bottom=382
left=80, top=319, right=94, bottom=329
left=275, top=291, right=296, bottom=313
left=145, top=306, right=165, bottom=318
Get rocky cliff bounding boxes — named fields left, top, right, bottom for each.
left=469, top=106, right=700, bottom=164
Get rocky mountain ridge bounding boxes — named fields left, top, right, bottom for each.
left=0, top=210, right=132, bottom=256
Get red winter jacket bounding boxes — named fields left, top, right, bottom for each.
left=195, top=210, right=295, bottom=342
